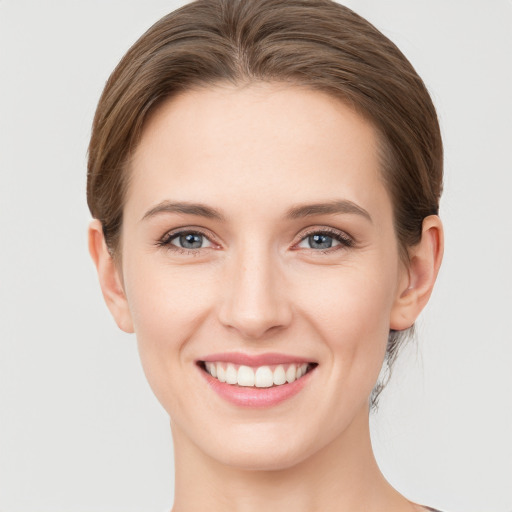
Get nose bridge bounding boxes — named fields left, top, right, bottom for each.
left=219, top=240, right=291, bottom=339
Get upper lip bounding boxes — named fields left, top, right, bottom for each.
left=198, top=352, right=316, bottom=367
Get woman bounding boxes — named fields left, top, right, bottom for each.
left=87, top=0, right=444, bottom=510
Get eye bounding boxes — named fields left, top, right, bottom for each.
left=299, top=233, right=338, bottom=250
left=296, top=229, right=353, bottom=251
left=171, top=232, right=212, bottom=249
left=157, top=230, right=214, bottom=252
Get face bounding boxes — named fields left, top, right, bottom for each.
left=117, top=83, right=409, bottom=470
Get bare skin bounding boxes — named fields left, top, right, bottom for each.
left=89, top=83, right=443, bottom=512
left=171, top=408, right=425, bottom=512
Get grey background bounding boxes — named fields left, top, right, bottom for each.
left=1, top=1, right=511, bottom=511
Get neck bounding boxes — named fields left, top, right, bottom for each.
left=170, top=406, right=416, bottom=512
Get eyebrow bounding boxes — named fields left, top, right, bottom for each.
left=141, top=199, right=372, bottom=223
left=141, top=201, right=225, bottom=222
left=286, top=200, right=372, bottom=223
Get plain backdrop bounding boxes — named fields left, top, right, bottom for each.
left=1, top=1, right=511, bottom=511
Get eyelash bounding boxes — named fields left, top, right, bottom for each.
left=156, top=227, right=354, bottom=255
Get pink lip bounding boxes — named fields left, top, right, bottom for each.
left=199, top=351, right=314, bottom=367
left=196, top=355, right=317, bottom=408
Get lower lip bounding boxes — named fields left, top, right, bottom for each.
left=198, top=365, right=315, bottom=408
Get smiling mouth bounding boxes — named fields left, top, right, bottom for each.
left=198, top=361, right=318, bottom=388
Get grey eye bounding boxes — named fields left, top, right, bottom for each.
left=297, top=231, right=347, bottom=251
left=307, top=234, right=335, bottom=249
left=172, top=232, right=205, bottom=249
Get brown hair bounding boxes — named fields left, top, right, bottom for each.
left=87, top=0, right=443, bottom=406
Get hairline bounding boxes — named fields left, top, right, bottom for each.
left=109, top=79, right=409, bottom=267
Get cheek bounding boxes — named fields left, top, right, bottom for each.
left=125, top=251, right=216, bottom=328
left=294, top=263, right=396, bottom=384
left=123, top=260, right=216, bottom=400
left=298, top=260, right=397, bottom=336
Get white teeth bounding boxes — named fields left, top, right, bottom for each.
left=285, top=365, right=296, bottom=383
left=237, top=365, right=255, bottom=387
left=204, top=362, right=313, bottom=387
left=273, top=365, right=286, bottom=385
left=205, top=362, right=216, bottom=378
left=217, top=365, right=226, bottom=383
left=297, top=363, right=308, bottom=379
left=255, top=366, right=274, bottom=388
left=226, top=363, right=238, bottom=384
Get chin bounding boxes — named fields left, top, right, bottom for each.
left=185, top=418, right=338, bottom=473
left=207, top=441, right=314, bottom=472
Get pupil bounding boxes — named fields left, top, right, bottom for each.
left=309, top=234, right=332, bottom=249
left=180, top=233, right=202, bottom=249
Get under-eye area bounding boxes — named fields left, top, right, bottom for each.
left=197, top=361, right=319, bottom=388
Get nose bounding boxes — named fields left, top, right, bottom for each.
left=218, top=245, right=293, bottom=340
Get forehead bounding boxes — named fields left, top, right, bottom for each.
left=126, top=83, right=391, bottom=223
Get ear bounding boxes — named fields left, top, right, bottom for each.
left=390, top=215, right=444, bottom=331
left=88, top=219, right=134, bottom=333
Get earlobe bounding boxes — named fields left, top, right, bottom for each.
left=88, top=220, right=134, bottom=333
left=390, top=215, right=444, bottom=331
